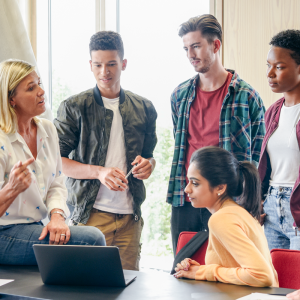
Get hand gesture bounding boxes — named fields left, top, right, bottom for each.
left=98, top=167, right=128, bottom=192
left=7, top=158, right=34, bottom=195
left=174, top=258, right=201, bottom=279
left=131, top=156, right=154, bottom=180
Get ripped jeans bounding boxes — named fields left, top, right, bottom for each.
left=263, top=186, right=300, bottom=250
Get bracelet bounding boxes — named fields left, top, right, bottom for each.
left=50, top=210, right=67, bottom=220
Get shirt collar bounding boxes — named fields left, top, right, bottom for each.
left=7, top=118, right=48, bottom=144
left=36, top=119, right=49, bottom=139
left=192, top=69, right=238, bottom=91
left=93, top=85, right=126, bottom=106
left=7, top=132, right=18, bottom=143
left=227, top=69, right=240, bottom=92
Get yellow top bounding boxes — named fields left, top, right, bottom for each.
left=195, top=200, right=279, bottom=287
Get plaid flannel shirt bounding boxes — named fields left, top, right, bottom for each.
left=167, top=70, right=266, bottom=207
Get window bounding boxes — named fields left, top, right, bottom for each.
left=37, top=0, right=95, bottom=118
left=119, top=0, right=210, bottom=270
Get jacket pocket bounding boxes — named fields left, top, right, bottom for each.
left=230, top=116, right=251, bottom=150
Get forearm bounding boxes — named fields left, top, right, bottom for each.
left=46, top=175, right=69, bottom=216
left=61, top=157, right=101, bottom=180
left=0, top=185, right=19, bottom=217
left=195, top=264, right=275, bottom=287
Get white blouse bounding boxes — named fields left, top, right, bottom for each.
left=0, top=118, right=69, bottom=225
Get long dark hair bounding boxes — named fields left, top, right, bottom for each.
left=190, top=146, right=261, bottom=220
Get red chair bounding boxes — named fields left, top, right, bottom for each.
left=270, top=248, right=300, bottom=289
left=176, top=231, right=208, bottom=265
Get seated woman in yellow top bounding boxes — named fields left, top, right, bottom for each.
left=174, top=146, right=279, bottom=287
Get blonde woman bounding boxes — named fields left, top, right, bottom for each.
left=0, top=59, right=105, bottom=265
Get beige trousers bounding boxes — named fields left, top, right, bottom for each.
left=80, top=208, right=143, bottom=271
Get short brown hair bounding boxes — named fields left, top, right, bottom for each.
left=178, top=14, right=222, bottom=44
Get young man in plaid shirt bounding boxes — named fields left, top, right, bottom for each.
left=167, top=14, right=266, bottom=254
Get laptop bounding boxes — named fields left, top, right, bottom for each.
left=33, top=245, right=137, bottom=287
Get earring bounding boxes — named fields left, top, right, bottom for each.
left=218, top=193, right=221, bottom=196
left=11, top=104, right=15, bottom=108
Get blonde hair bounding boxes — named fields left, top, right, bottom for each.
left=0, top=59, right=39, bottom=134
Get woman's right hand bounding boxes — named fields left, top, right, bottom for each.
left=0, top=158, right=35, bottom=217
left=7, top=158, right=34, bottom=194
left=174, top=258, right=201, bottom=279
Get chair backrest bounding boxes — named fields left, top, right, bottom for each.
left=176, top=231, right=208, bottom=265
left=270, top=248, right=300, bottom=289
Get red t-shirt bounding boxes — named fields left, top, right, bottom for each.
left=185, top=72, right=233, bottom=202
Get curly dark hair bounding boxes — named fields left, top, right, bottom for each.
left=178, top=14, right=222, bottom=44
left=89, top=31, right=124, bottom=60
left=270, top=30, right=300, bottom=65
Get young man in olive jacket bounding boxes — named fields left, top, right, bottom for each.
left=54, top=31, right=157, bottom=270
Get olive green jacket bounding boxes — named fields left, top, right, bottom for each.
left=54, top=85, right=157, bottom=224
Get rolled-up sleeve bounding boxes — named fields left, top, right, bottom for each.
left=249, top=94, right=266, bottom=167
left=45, top=129, right=69, bottom=217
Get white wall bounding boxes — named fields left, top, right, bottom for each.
left=0, top=0, right=52, bottom=120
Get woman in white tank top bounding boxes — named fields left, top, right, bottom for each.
left=258, top=30, right=300, bottom=253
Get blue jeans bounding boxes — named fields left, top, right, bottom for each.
left=0, top=222, right=106, bottom=265
left=263, top=186, right=300, bottom=250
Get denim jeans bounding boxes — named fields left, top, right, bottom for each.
left=0, top=221, right=106, bottom=265
left=263, top=186, right=300, bottom=250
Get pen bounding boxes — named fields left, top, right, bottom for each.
left=125, top=164, right=137, bottom=179
left=118, top=164, right=137, bottom=188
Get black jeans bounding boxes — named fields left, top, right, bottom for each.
left=171, top=202, right=211, bottom=256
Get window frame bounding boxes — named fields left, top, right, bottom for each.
left=27, top=0, right=220, bottom=110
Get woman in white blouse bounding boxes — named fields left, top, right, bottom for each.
left=0, top=59, right=105, bottom=265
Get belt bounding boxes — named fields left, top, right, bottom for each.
left=93, top=208, right=127, bottom=219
